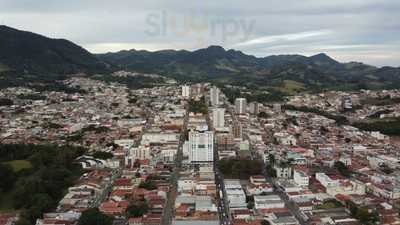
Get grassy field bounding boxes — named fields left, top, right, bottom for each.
left=2, top=160, right=33, bottom=172
left=278, top=80, right=306, bottom=94
left=0, top=192, right=14, bottom=213
left=0, top=63, right=9, bottom=72
left=316, top=200, right=342, bottom=210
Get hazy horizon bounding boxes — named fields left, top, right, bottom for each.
left=1, top=0, right=399, bottom=67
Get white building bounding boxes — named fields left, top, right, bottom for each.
left=130, top=146, right=151, bottom=160
left=114, top=139, right=135, bottom=148
left=235, top=98, right=247, bottom=114
left=254, top=195, right=285, bottom=210
left=315, top=173, right=339, bottom=188
left=273, top=103, right=282, bottom=113
left=210, top=86, right=220, bottom=106
left=195, top=196, right=217, bottom=212
left=212, top=108, right=225, bottom=129
left=225, top=180, right=247, bottom=209
left=182, top=85, right=190, bottom=98
left=293, top=170, right=309, bottom=187
left=274, top=165, right=293, bottom=178
left=189, top=131, right=214, bottom=163
left=249, top=102, right=259, bottom=115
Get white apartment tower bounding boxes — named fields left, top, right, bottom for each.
left=249, top=102, right=259, bottom=115
left=235, top=98, right=247, bottom=114
left=182, top=85, right=190, bottom=98
left=189, top=131, right=214, bottom=163
left=210, top=86, right=220, bottom=106
left=212, top=108, right=225, bottom=129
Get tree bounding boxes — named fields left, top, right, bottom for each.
left=139, top=180, right=157, bottom=190
left=334, top=161, right=351, bottom=177
left=261, top=220, right=271, bottom=225
left=217, top=158, right=264, bottom=179
left=0, top=98, right=13, bottom=106
left=258, top=111, right=269, bottom=118
left=268, top=154, right=275, bottom=166
left=347, top=201, right=379, bottom=225
left=0, top=164, right=16, bottom=191
left=266, top=165, right=277, bottom=178
left=188, top=96, right=208, bottom=114
left=247, top=201, right=254, bottom=209
left=92, top=151, right=114, bottom=160
left=126, top=201, right=149, bottom=217
left=15, top=217, right=31, bottom=225
left=78, top=208, right=112, bottom=225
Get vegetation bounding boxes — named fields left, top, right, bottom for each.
left=283, top=104, right=349, bottom=125
left=188, top=96, right=208, bottom=114
left=220, top=86, right=284, bottom=104
left=98, top=45, right=400, bottom=92
left=42, top=122, right=63, bottom=129
left=265, top=154, right=277, bottom=178
left=334, top=161, right=351, bottom=177
left=0, top=25, right=107, bottom=76
left=277, top=80, right=306, bottom=94
left=139, top=180, right=157, bottom=190
left=126, top=201, right=149, bottom=218
left=261, top=220, right=271, bottom=225
left=31, top=83, right=87, bottom=94
left=258, top=111, right=270, bottom=118
left=317, top=199, right=343, bottom=209
left=0, top=144, right=86, bottom=225
left=65, top=125, right=111, bottom=142
left=265, top=164, right=277, bottom=178
left=353, top=117, right=400, bottom=136
left=81, top=125, right=111, bottom=134
left=0, top=164, right=16, bottom=192
left=78, top=208, right=113, bottom=225
left=347, top=201, right=379, bottom=225
left=0, top=98, right=13, bottom=106
left=92, top=151, right=114, bottom=160
left=2, top=160, right=33, bottom=172
left=360, top=96, right=400, bottom=106
left=93, top=75, right=165, bottom=90
left=218, top=158, right=264, bottom=179
left=17, top=94, right=46, bottom=101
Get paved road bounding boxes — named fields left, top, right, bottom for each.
left=262, top=163, right=309, bottom=225
left=161, top=110, right=189, bottom=225
left=205, top=99, right=232, bottom=225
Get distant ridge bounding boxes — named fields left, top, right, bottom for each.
left=0, top=25, right=109, bottom=75
left=1, top=25, right=400, bottom=92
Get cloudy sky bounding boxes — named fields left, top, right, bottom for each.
left=1, top=0, right=399, bottom=66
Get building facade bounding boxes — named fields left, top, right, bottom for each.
left=235, top=98, right=247, bottom=114
left=189, top=131, right=214, bottom=163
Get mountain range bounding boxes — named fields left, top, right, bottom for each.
left=0, top=25, right=108, bottom=76
left=1, top=25, right=400, bottom=93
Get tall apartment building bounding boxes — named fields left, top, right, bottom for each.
left=249, top=102, right=259, bottom=115
left=210, top=86, right=220, bottom=106
left=235, top=98, right=247, bottom=114
left=189, top=131, right=214, bottom=163
left=182, top=85, right=190, bottom=98
left=232, top=120, right=242, bottom=139
left=212, top=108, right=225, bottom=129
left=216, top=133, right=234, bottom=151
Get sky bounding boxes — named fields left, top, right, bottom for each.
left=1, top=0, right=399, bottom=67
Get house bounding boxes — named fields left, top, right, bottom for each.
left=293, top=170, right=309, bottom=187
left=225, top=180, right=247, bottom=209
left=247, top=183, right=274, bottom=196
left=274, top=165, right=292, bottom=179
left=254, top=195, right=285, bottom=210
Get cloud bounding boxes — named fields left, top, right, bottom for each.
left=0, top=0, right=399, bottom=66
left=233, top=30, right=332, bottom=47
